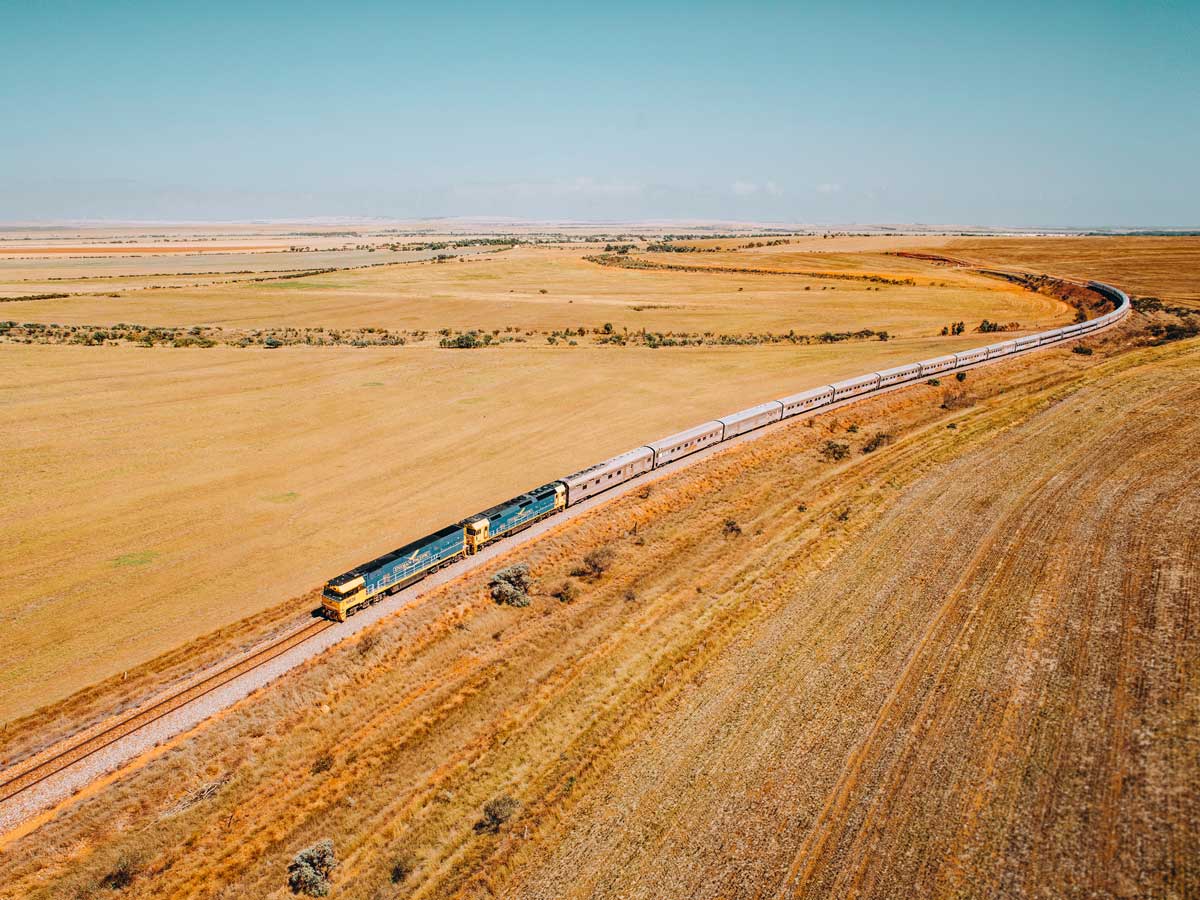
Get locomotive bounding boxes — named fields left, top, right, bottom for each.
left=322, top=282, right=1129, bottom=621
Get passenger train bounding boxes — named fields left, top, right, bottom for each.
left=321, top=281, right=1129, bottom=621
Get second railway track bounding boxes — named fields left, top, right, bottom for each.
left=0, top=279, right=1130, bottom=833
left=0, top=619, right=334, bottom=805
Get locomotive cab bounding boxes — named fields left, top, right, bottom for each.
left=322, top=574, right=365, bottom=621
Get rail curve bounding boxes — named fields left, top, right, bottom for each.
left=0, top=280, right=1130, bottom=835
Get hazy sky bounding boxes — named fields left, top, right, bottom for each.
left=2, top=0, right=1197, bottom=225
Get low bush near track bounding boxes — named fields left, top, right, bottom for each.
left=490, top=564, right=532, bottom=607
left=820, top=440, right=851, bottom=462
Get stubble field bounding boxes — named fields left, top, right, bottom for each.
left=1, top=230, right=1196, bottom=900
left=2, top=302, right=1194, bottom=899
left=0, top=233, right=1062, bottom=721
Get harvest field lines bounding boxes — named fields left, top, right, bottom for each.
left=0, top=237, right=1077, bottom=724
left=0, top=291, right=1122, bottom=834
left=1, top=232, right=1195, bottom=899
left=1, top=307, right=1192, bottom=898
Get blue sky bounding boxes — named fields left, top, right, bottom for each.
left=2, top=0, right=1197, bottom=225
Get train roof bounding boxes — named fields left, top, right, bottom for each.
left=778, top=385, right=835, bottom=405
left=562, top=446, right=652, bottom=483
left=831, top=372, right=880, bottom=390
left=460, top=481, right=561, bottom=524
left=875, top=362, right=921, bottom=378
left=718, top=400, right=782, bottom=425
left=328, top=522, right=463, bottom=584
left=646, top=420, right=723, bottom=452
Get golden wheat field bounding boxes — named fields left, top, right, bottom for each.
left=0, top=234, right=1066, bottom=720
left=2, top=284, right=1195, bottom=898
left=1, top=232, right=1196, bottom=899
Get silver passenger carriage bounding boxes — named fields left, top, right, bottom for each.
left=875, top=362, right=921, bottom=387
left=954, top=346, right=987, bottom=367
left=561, top=446, right=653, bottom=506
left=718, top=401, right=783, bottom=439
left=830, top=373, right=881, bottom=401
left=778, top=385, right=834, bottom=418
left=918, top=354, right=957, bottom=376
left=647, top=421, right=725, bottom=467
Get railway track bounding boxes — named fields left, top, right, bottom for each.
left=0, top=619, right=333, bottom=805
left=0, top=280, right=1129, bottom=828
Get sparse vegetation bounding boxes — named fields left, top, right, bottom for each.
left=552, top=580, right=580, bottom=603
left=573, top=546, right=615, bottom=578
left=287, top=840, right=337, bottom=896
left=862, top=432, right=894, bottom=453
left=390, top=850, right=419, bottom=884
left=311, top=754, right=333, bottom=775
left=490, top=563, right=532, bottom=607
left=100, top=852, right=143, bottom=891
left=475, top=795, right=519, bottom=834
left=820, top=440, right=851, bottom=462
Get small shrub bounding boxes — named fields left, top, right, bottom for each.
left=552, top=581, right=580, bottom=603
left=390, top=850, right=419, bottom=884
left=623, top=588, right=637, bottom=602
left=475, top=795, right=519, bottom=834
left=846, top=423, right=859, bottom=433
left=1072, top=344, right=1094, bottom=355
left=862, top=432, right=894, bottom=454
left=955, top=371, right=967, bottom=382
left=100, top=852, right=143, bottom=890
left=819, top=440, right=850, bottom=462
left=926, top=378, right=941, bottom=386
left=357, top=630, right=380, bottom=657
left=836, top=509, right=851, bottom=522
left=490, top=563, right=532, bottom=607
left=311, top=754, right=334, bottom=775
left=940, top=387, right=973, bottom=410
left=288, top=839, right=337, bottom=896
left=580, top=547, right=619, bottom=573
left=264, top=336, right=283, bottom=349
left=797, top=503, right=808, bottom=512
left=722, top=518, right=742, bottom=536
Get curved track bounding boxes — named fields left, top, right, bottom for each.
left=0, top=280, right=1130, bottom=835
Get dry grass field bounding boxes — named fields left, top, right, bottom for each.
left=0, top=236, right=1065, bottom=722
left=945, top=235, right=1200, bottom=308
left=2, top=315, right=1194, bottom=899
left=4, top=243, right=1050, bottom=337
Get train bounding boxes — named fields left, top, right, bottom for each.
left=321, top=281, right=1130, bottom=621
